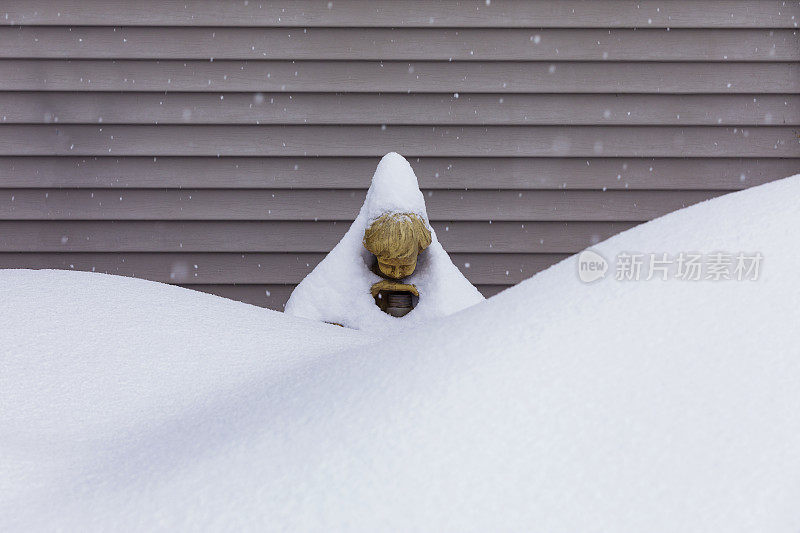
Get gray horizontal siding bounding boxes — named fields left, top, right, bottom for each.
left=2, top=61, right=797, bottom=93
left=3, top=28, right=797, bottom=61
left=2, top=93, right=798, bottom=125
left=0, top=252, right=567, bottom=284
left=2, top=156, right=795, bottom=190
left=0, top=1, right=798, bottom=311
left=3, top=0, right=797, bottom=28
left=0, top=221, right=638, bottom=253
left=1, top=125, right=795, bottom=157
left=0, top=189, right=726, bottom=221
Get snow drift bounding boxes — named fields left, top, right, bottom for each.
left=284, top=152, right=483, bottom=330
left=2, top=174, right=800, bottom=532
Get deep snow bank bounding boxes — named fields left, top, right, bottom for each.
left=2, top=175, right=800, bottom=532
left=0, top=271, right=372, bottom=530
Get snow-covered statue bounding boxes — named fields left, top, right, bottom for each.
left=363, top=212, right=431, bottom=313
left=285, top=152, right=484, bottom=330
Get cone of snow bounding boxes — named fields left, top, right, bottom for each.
left=285, top=152, right=483, bottom=330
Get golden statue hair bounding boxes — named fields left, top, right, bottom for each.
left=363, top=212, right=432, bottom=262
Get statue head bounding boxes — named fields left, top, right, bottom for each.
left=364, top=213, right=432, bottom=279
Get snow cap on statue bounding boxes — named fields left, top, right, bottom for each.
left=361, top=152, right=428, bottom=224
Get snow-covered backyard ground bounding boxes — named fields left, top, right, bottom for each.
left=2, top=174, right=799, bottom=532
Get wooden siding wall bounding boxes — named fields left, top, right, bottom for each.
left=1, top=1, right=798, bottom=309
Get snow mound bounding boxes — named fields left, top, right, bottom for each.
left=3, top=175, right=800, bottom=532
left=0, top=270, right=372, bottom=531
left=285, top=152, right=483, bottom=330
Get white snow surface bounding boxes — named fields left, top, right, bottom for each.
left=2, top=174, right=800, bottom=532
left=284, top=152, right=484, bottom=330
